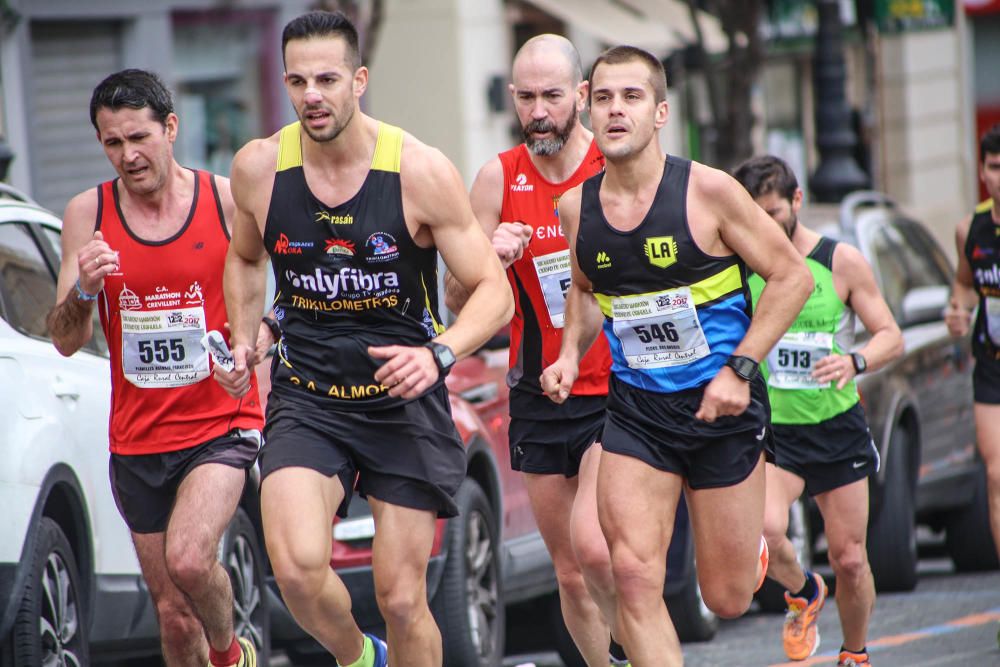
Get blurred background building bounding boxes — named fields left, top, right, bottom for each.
left=0, top=0, right=997, bottom=256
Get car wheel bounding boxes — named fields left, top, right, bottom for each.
left=867, top=428, right=918, bottom=592
left=223, top=508, right=271, bottom=666
left=945, top=464, right=1000, bottom=572
left=756, top=496, right=813, bottom=613
left=665, top=539, right=718, bottom=643
left=431, top=479, right=504, bottom=667
left=6, top=517, right=89, bottom=667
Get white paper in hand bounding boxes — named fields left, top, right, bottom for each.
left=201, top=330, right=235, bottom=372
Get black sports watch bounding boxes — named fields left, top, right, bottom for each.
left=425, top=341, right=457, bottom=376
left=851, top=352, right=867, bottom=375
left=261, top=316, right=282, bottom=343
left=724, top=354, right=759, bottom=382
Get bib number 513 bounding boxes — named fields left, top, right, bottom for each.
left=137, top=339, right=185, bottom=364
left=777, top=348, right=811, bottom=368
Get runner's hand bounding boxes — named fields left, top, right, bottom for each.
left=696, top=368, right=750, bottom=422
left=255, top=320, right=276, bottom=360
left=493, top=222, right=534, bottom=269
left=214, top=343, right=256, bottom=398
left=812, top=353, right=855, bottom=390
left=944, top=300, right=971, bottom=337
left=540, top=356, right=579, bottom=404
left=370, top=345, right=439, bottom=399
left=76, top=231, right=118, bottom=295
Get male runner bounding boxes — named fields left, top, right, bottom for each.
left=945, top=123, right=1000, bottom=568
left=735, top=156, right=903, bottom=667
left=215, top=11, right=512, bottom=667
left=444, top=35, right=620, bottom=667
left=47, top=69, right=266, bottom=667
left=541, top=46, right=812, bottom=667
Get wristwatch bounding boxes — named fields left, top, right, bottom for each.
left=425, top=341, right=457, bottom=376
left=261, top=316, right=282, bottom=342
left=724, top=355, right=759, bottom=382
left=851, top=352, right=867, bottom=375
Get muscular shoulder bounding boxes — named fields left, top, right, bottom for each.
left=831, top=240, right=871, bottom=281
left=63, top=188, right=100, bottom=234
left=689, top=161, right=744, bottom=213
left=230, top=134, right=279, bottom=208
left=399, top=133, right=466, bottom=222
left=955, top=212, right=975, bottom=244
left=471, top=156, right=504, bottom=200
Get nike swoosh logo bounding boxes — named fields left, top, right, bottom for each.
left=755, top=426, right=767, bottom=441
left=853, top=460, right=867, bottom=469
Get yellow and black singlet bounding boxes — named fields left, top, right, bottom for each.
left=576, top=156, right=752, bottom=393
left=263, top=121, right=445, bottom=409
left=965, top=199, right=1000, bottom=362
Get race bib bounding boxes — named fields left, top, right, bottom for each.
left=987, top=296, right=1000, bottom=346
left=121, top=307, right=209, bottom=388
left=611, top=287, right=709, bottom=369
left=532, top=250, right=572, bottom=328
left=766, top=331, right=833, bottom=389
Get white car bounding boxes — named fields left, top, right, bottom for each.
left=0, top=185, right=270, bottom=666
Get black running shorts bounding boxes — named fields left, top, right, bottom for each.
left=110, top=429, right=261, bottom=534
left=260, top=385, right=466, bottom=518
left=974, top=359, right=1000, bottom=405
left=509, top=394, right=606, bottom=477
left=601, top=374, right=771, bottom=489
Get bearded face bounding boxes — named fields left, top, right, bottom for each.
left=522, top=111, right=577, bottom=157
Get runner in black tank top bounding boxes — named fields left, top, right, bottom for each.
left=540, top=46, right=813, bottom=664
left=945, top=123, right=1000, bottom=593
left=218, top=12, right=513, bottom=666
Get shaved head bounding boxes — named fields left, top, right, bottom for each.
left=512, top=34, right=583, bottom=86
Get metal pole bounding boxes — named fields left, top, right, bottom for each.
left=810, top=0, right=870, bottom=202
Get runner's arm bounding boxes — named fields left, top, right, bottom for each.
left=950, top=215, right=978, bottom=307
left=48, top=189, right=106, bottom=356
left=444, top=158, right=503, bottom=313
left=556, top=185, right=603, bottom=364
left=836, top=243, right=903, bottom=374
left=224, top=141, right=272, bottom=357
left=407, top=145, right=513, bottom=359
left=712, top=169, right=813, bottom=361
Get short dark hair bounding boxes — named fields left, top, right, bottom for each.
left=981, top=123, right=1000, bottom=163
left=732, top=155, right=799, bottom=202
left=89, top=69, right=173, bottom=132
left=282, top=10, right=361, bottom=70
left=589, top=45, right=667, bottom=104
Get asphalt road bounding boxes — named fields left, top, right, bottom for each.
left=502, top=559, right=1000, bottom=667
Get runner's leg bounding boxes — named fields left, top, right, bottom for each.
left=599, top=450, right=683, bottom=667
left=262, top=466, right=368, bottom=662
left=685, top=455, right=766, bottom=619
left=526, top=462, right=612, bottom=666
left=975, top=403, right=1000, bottom=559
left=815, top=478, right=874, bottom=652
left=368, top=497, right=441, bottom=667
left=165, top=462, right=244, bottom=653
left=132, top=531, right=208, bottom=667
left=571, top=443, right=618, bottom=638
left=762, top=463, right=808, bottom=591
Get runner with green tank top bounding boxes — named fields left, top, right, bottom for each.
left=735, top=156, right=903, bottom=667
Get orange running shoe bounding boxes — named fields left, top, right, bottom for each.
left=782, top=571, right=827, bottom=660
left=837, top=649, right=871, bottom=666
left=754, top=536, right=769, bottom=593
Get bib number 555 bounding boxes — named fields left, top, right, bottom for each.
left=137, top=338, right=185, bottom=364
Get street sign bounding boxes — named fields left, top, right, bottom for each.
left=876, top=0, right=955, bottom=32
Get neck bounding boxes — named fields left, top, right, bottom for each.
left=603, top=141, right=664, bottom=192
left=122, top=161, right=188, bottom=216
left=790, top=222, right=821, bottom=256
left=527, top=125, right=593, bottom=183
left=302, top=111, right=376, bottom=168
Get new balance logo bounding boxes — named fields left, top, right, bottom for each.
left=596, top=251, right=612, bottom=269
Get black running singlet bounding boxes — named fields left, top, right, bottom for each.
left=263, top=121, right=445, bottom=409
left=965, top=201, right=1000, bottom=362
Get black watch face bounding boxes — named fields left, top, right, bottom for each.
left=853, top=353, right=866, bottom=373
left=433, top=344, right=456, bottom=369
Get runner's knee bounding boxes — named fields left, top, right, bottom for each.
left=270, top=547, right=331, bottom=604
left=375, top=572, right=428, bottom=627
left=828, top=540, right=868, bottom=582
left=610, top=547, right=662, bottom=606
left=573, top=537, right=612, bottom=585
left=165, top=541, right=216, bottom=594
left=700, top=578, right=753, bottom=619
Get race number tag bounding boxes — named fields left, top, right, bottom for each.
left=611, top=287, right=709, bottom=369
left=532, top=249, right=572, bottom=328
left=766, top=331, right=833, bottom=389
left=986, top=297, right=1000, bottom=346
left=121, top=306, right=209, bottom=388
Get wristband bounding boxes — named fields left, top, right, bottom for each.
left=262, top=316, right=281, bottom=342
left=74, top=279, right=98, bottom=302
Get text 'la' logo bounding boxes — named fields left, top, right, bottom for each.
left=644, top=236, right=677, bottom=268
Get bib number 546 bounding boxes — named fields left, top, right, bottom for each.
left=634, top=322, right=679, bottom=344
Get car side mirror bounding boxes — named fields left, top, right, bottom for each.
left=901, top=285, right=949, bottom=327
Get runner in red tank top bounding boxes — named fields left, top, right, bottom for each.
left=445, top=35, right=621, bottom=666
left=47, top=70, right=268, bottom=667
